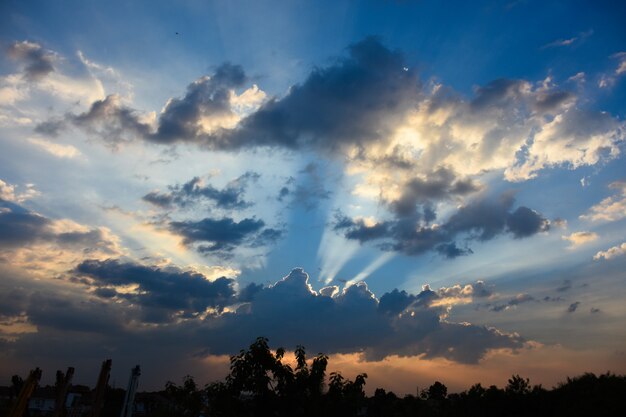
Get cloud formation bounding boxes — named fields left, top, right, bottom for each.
left=335, top=192, right=549, bottom=257
left=562, top=231, right=598, bottom=248
left=74, top=259, right=238, bottom=322
left=204, top=269, right=522, bottom=363
left=7, top=41, right=57, bottom=81
left=30, top=38, right=626, bottom=183
left=489, top=293, right=535, bottom=312
left=2, top=264, right=524, bottom=365
left=143, top=172, right=259, bottom=210
left=168, top=216, right=281, bottom=257
left=593, top=242, right=626, bottom=260
left=277, top=163, right=333, bottom=210
left=581, top=181, right=626, bottom=222
left=30, top=39, right=624, bottom=262
left=0, top=196, right=122, bottom=276
left=567, top=301, right=580, bottom=313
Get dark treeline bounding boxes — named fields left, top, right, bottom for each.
left=3, top=337, right=625, bottom=417
left=147, top=337, right=625, bottom=417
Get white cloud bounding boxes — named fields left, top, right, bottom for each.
left=581, top=181, right=626, bottom=222
left=562, top=231, right=598, bottom=248
left=593, top=242, right=626, bottom=260
left=28, top=137, right=81, bottom=158
left=612, top=52, right=626, bottom=75
left=0, top=179, right=39, bottom=203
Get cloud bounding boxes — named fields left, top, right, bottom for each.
left=567, top=302, right=580, bottom=313
left=7, top=41, right=57, bottom=81
left=614, top=52, right=626, bottom=76
left=35, top=38, right=626, bottom=182
left=168, top=216, right=281, bottom=256
left=142, top=172, right=259, bottom=210
left=28, top=137, right=81, bottom=158
left=62, top=63, right=263, bottom=147
left=0, top=199, right=122, bottom=275
left=505, top=109, right=623, bottom=181
left=2, top=41, right=105, bottom=109
left=36, top=39, right=624, bottom=250
left=70, top=94, right=153, bottom=146
left=0, top=179, right=39, bottom=203
left=556, top=280, right=572, bottom=292
left=277, top=163, right=332, bottom=210
left=597, top=52, right=626, bottom=89
left=0, top=200, right=116, bottom=251
left=74, top=259, right=238, bottom=322
left=489, top=293, right=535, bottom=312
left=0, top=265, right=526, bottom=380
left=581, top=181, right=626, bottom=222
left=540, top=30, right=593, bottom=50
left=204, top=268, right=523, bottom=363
left=593, top=242, right=626, bottom=261
left=387, top=167, right=481, bottom=218
left=562, top=231, right=599, bottom=248
left=335, top=192, right=549, bottom=257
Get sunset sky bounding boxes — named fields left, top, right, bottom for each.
left=1, top=0, right=625, bottom=393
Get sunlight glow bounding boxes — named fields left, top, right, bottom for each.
left=345, top=251, right=395, bottom=287
left=317, top=225, right=360, bottom=284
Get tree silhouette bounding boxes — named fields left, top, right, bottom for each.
left=139, top=338, right=626, bottom=417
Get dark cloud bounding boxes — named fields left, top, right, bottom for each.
left=532, top=90, right=575, bottom=113
left=0, top=263, right=524, bottom=386
left=142, top=191, right=175, bottom=208
left=70, top=94, right=153, bottom=146
left=54, top=63, right=247, bottom=146
left=217, top=37, right=419, bottom=152
left=34, top=119, right=65, bottom=137
left=0, top=200, right=117, bottom=252
left=489, top=293, right=535, bottom=312
left=54, top=38, right=418, bottom=153
left=556, top=280, right=572, bottom=292
left=27, top=291, right=124, bottom=333
left=436, top=243, right=473, bottom=259
left=168, top=216, right=281, bottom=256
left=506, top=206, right=550, bottom=238
left=7, top=41, right=56, bottom=81
left=335, top=192, right=549, bottom=258
left=74, top=259, right=237, bottom=321
left=567, top=301, right=580, bottom=313
left=151, top=63, right=246, bottom=144
left=390, top=168, right=481, bottom=218
left=543, top=296, right=564, bottom=302
left=143, top=172, right=259, bottom=210
left=0, top=200, right=50, bottom=248
left=202, top=269, right=522, bottom=363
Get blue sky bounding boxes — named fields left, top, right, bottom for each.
left=1, top=0, right=625, bottom=392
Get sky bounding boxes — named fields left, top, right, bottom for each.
left=0, top=0, right=625, bottom=394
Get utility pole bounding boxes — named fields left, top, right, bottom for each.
left=119, top=365, right=141, bottom=417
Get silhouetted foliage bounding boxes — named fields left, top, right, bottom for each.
left=202, top=338, right=626, bottom=417
left=6, top=338, right=625, bottom=417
